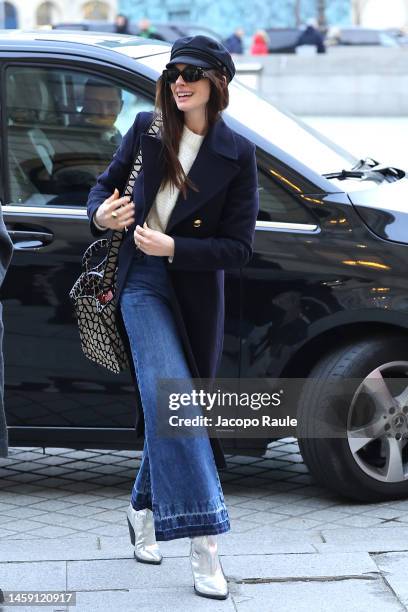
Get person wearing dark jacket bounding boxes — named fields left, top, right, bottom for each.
left=223, top=28, right=244, bottom=54
left=86, top=35, right=258, bottom=599
left=0, top=212, right=14, bottom=458
left=296, top=18, right=326, bottom=53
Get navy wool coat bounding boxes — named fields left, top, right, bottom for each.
left=86, top=110, right=259, bottom=469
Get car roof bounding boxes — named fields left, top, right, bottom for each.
left=0, top=29, right=170, bottom=58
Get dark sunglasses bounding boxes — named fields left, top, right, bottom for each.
left=162, top=66, right=209, bottom=84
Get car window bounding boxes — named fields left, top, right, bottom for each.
left=257, top=166, right=316, bottom=224
left=5, top=66, right=153, bottom=207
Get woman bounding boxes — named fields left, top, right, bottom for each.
left=86, top=35, right=259, bottom=600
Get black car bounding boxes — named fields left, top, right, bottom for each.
left=1, top=30, right=408, bottom=503
left=327, top=26, right=399, bottom=46
left=53, top=20, right=167, bottom=41
left=264, top=28, right=304, bottom=53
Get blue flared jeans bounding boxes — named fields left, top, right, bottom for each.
left=119, top=252, right=230, bottom=541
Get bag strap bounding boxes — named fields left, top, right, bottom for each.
left=82, top=238, right=109, bottom=273
left=101, top=112, right=163, bottom=292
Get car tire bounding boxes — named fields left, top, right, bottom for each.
left=297, top=333, right=408, bottom=502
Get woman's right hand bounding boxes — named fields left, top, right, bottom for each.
left=94, top=188, right=136, bottom=230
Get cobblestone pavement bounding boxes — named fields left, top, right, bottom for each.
left=1, top=437, right=408, bottom=540
left=2, top=439, right=408, bottom=610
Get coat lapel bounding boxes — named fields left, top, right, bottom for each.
left=140, top=116, right=241, bottom=234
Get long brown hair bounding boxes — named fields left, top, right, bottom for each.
left=154, top=68, right=229, bottom=199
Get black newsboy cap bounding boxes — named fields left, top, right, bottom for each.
left=166, top=35, right=236, bottom=82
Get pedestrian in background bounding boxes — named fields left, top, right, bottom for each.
left=296, top=17, right=326, bottom=53
left=0, top=211, right=14, bottom=458
left=114, top=14, right=130, bottom=35
left=86, top=34, right=259, bottom=600
left=137, top=18, right=165, bottom=41
left=250, top=29, right=269, bottom=55
left=223, top=28, right=245, bottom=54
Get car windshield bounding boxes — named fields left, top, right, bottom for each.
left=226, top=81, right=360, bottom=173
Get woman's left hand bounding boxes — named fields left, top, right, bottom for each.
left=134, top=222, right=175, bottom=257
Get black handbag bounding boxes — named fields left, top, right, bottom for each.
left=69, top=114, right=162, bottom=373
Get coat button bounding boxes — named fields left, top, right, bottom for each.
left=193, top=218, right=202, bottom=228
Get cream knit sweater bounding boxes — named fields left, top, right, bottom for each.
left=146, top=123, right=205, bottom=232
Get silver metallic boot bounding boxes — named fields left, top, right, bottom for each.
left=190, top=535, right=229, bottom=599
left=126, top=503, right=163, bottom=564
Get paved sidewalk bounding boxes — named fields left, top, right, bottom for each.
left=1, top=439, right=408, bottom=611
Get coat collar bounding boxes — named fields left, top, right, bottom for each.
left=201, top=114, right=239, bottom=161
left=139, top=114, right=240, bottom=234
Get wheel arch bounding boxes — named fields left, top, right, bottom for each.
left=280, top=320, right=408, bottom=380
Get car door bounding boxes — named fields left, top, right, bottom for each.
left=0, top=59, right=155, bottom=449
left=238, top=150, right=323, bottom=451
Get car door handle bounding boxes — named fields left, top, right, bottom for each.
left=8, top=230, right=54, bottom=250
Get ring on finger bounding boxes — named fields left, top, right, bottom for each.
left=111, top=211, right=118, bottom=219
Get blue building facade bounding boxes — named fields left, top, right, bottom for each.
left=119, top=0, right=352, bottom=39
